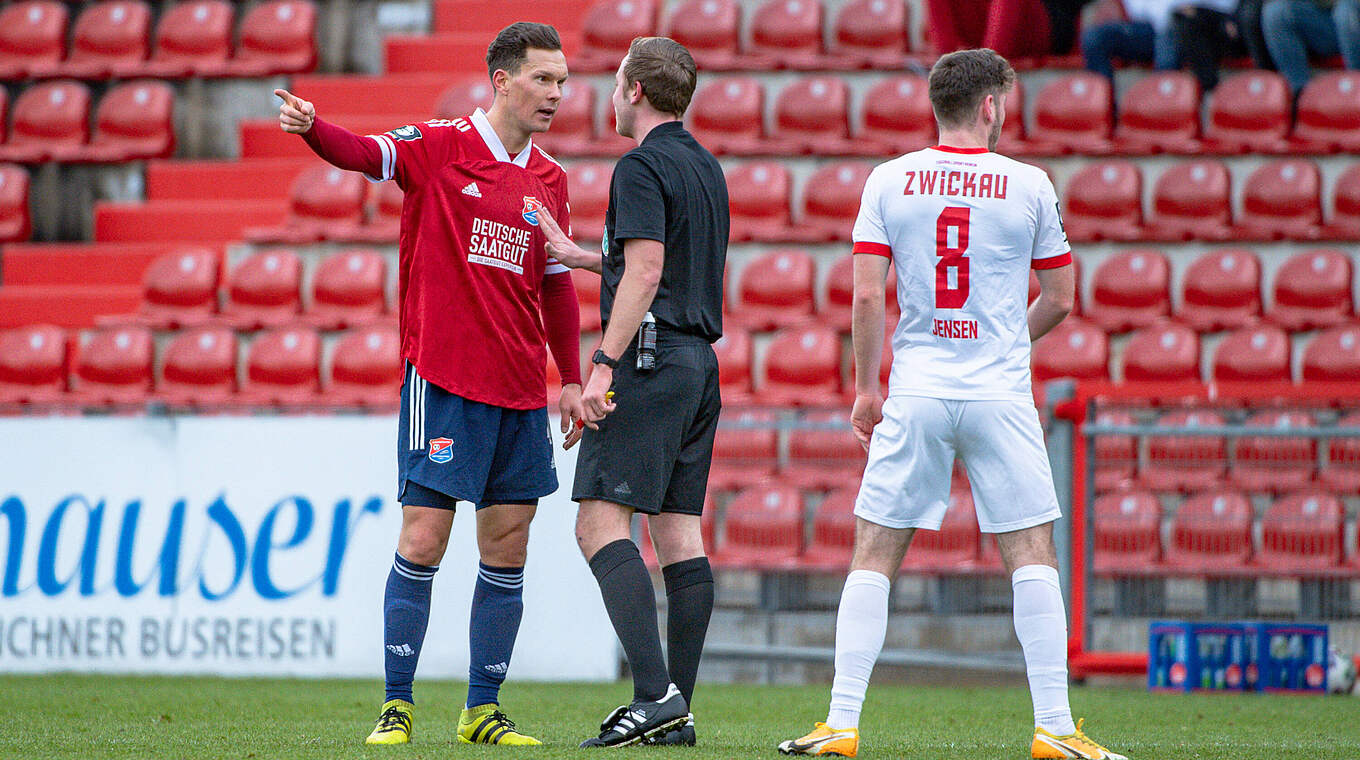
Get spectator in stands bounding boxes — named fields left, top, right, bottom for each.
left=1169, top=0, right=1272, bottom=90
left=1081, top=0, right=1184, bottom=81
left=1262, top=0, right=1360, bottom=94
left=926, top=0, right=1092, bottom=59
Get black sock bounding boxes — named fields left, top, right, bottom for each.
left=662, top=556, right=714, bottom=709
left=588, top=539, right=671, bottom=702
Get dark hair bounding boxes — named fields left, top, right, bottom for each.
left=485, top=22, right=561, bottom=79
left=622, top=37, right=697, bottom=118
left=928, top=48, right=1016, bottom=129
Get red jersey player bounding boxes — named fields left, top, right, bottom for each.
left=276, top=23, right=583, bottom=747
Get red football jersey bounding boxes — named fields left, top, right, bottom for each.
left=365, top=109, right=573, bottom=409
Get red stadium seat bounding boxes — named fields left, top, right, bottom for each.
left=1256, top=491, right=1346, bottom=573
left=0, top=1, right=68, bottom=80
left=1061, top=160, right=1144, bottom=242
left=85, top=80, right=175, bottom=162
left=784, top=408, right=865, bottom=489
left=1032, top=317, right=1108, bottom=382
left=1141, top=410, right=1227, bottom=492
left=1088, top=249, right=1170, bottom=333
left=346, top=179, right=402, bottom=243
left=664, top=0, right=742, bottom=70
left=710, top=483, right=804, bottom=570
left=572, top=268, right=602, bottom=333
left=1301, top=323, right=1360, bottom=382
left=575, top=0, right=659, bottom=72
left=1028, top=73, right=1114, bottom=154
left=712, top=327, right=754, bottom=404
left=328, top=325, right=401, bottom=409
left=1231, top=410, right=1316, bottom=493
left=0, top=324, right=67, bottom=405
left=144, top=0, right=233, bottom=78
left=1291, top=72, right=1360, bottom=153
left=830, top=0, right=911, bottom=69
left=1164, top=489, right=1253, bottom=572
left=1321, top=412, right=1360, bottom=494
left=531, top=81, right=595, bottom=156
left=432, top=78, right=494, bottom=120
left=772, top=76, right=861, bottom=155
left=0, top=164, right=31, bottom=243
left=1212, top=325, right=1291, bottom=384
left=746, top=0, right=828, bottom=70
left=1113, top=71, right=1201, bottom=155
left=0, top=80, right=91, bottom=163
left=565, top=161, right=610, bottom=241
left=708, top=407, right=779, bottom=489
left=305, top=249, right=387, bottom=329
left=901, top=490, right=982, bottom=573
left=1092, top=410, right=1138, bottom=492
left=732, top=248, right=816, bottom=330
left=685, top=77, right=768, bottom=155
left=726, top=161, right=793, bottom=242
left=0, top=88, right=7, bottom=145
left=1323, top=163, right=1360, bottom=239
left=858, top=74, right=934, bottom=154
left=245, top=163, right=365, bottom=244
left=999, top=79, right=1032, bottom=155
left=71, top=325, right=153, bottom=407
left=1122, top=321, right=1200, bottom=382
left=795, top=161, right=874, bottom=241
left=229, top=0, right=316, bottom=76
left=240, top=326, right=321, bottom=407
left=156, top=326, right=237, bottom=408
left=221, top=249, right=302, bottom=330
left=122, top=247, right=220, bottom=328
left=1177, top=249, right=1262, bottom=332
left=1092, top=491, right=1162, bottom=575
left=1236, top=159, right=1322, bottom=240
left=1147, top=160, right=1233, bottom=241
left=1203, top=71, right=1290, bottom=154
left=819, top=253, right=898, bottom=332
left=759, top=325, right=841, bottom=405
left=802, top=486, right=859, bottom=572
left=64, top=0, right=151, bottom=79
left=1267, top=249, right=1354, bottom=331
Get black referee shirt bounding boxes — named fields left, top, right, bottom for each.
left=599, top=120, right=729, bottom=343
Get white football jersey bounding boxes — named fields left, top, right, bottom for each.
left=852, top=146, right=1071, bottom=402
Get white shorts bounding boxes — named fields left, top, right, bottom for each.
left=854, top=396, right=1062, bottom=533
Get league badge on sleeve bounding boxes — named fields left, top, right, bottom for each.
left=386, top=125, right=423, bottom=142
left=521, top=196, right=544, bottom=226
left=428, top=437, right=454, bottom=463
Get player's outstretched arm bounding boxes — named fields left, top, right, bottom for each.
left=539, top=208, right=603, bottom=274
left=1028, top=263, right=1075, bottom=341
left=274, top=88, right=383, bottom=177
left=850, top=253, right=890, bottom=450
left=275, top=88, right=314, bottom=133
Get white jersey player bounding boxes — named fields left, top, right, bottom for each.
left=779, top=50, right=1129, bottom=760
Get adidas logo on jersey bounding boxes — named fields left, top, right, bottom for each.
left=484, top=662, right=509, bottom=675
left=462, top=182, right=483, bottom=198
left=387, top=644, right=414, bottom=657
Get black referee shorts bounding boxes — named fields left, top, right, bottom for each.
left=572, top=334, right=721, bottom=515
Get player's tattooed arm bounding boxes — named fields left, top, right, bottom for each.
left=539, top=208, right=602, bottom=274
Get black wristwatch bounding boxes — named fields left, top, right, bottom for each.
left=592, top=349, right=620, bottom=369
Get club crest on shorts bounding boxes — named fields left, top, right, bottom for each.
left=521, top=196, right=544, bottom=226
left=428, top=437, right=454, bottom=463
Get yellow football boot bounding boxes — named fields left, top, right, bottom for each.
left=1032, top=718, right=1129, bottom=759
left=777, top=722, right=860, bottom=757
left=457, top=703, right=542, bottom=746
left=364, top=699, right=413, bottom=745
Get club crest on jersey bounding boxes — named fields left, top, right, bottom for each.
left=521, top=196, right=544, bottom=226
left=428, top=437, right=453, bottom=463
left=386, top=125, right=422, bottom=142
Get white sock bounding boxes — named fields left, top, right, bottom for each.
left=1011, top=564, right=1076, bottom=735
left=826, top=569, right=890, bottom=729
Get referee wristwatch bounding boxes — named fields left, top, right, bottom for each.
left=592, top=349, right=620, bottom=369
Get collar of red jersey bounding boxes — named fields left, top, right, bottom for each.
left=930, top=145, right=990, bottom=155
left=471, top=108, right=533, bottom=168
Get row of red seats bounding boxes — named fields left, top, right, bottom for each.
left=0, top=79, right=173, bottom=162
left=0, top=163, right=29, bottom=242
left=0, top=322, right=400, bottom=411
left=0, top=0, right=316, bottom=81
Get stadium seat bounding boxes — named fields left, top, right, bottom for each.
left=558, top=162, right=606, bottom=243
left=725, top=162, right=793, bottom=242
left=0, top=88, right=7, bottom=145
left=1301, top=324, right=1360, bottom=382
left=305, top=249, right=386, bottom=329
left=346, top=178, right=402, bottom=243
left=0, top=80, right=91, bottom=163
left=229, top=0, right=317, bottom=76
left=1212, top=325, right=1291, bottom=384
left=0, top=324, right=67, bottom=405
left=999, top=79, right=1032, bottom=154
left=120, top=248, right=220, bottom=329
left=71, top=325, right=153, bottom=407
left=85, top=80, right=175, bottom=162
left=63, top=0, right=151, bottom=79
left=220, top=249, right=302, bottom=330
left=0, top=164, right=31, bottom=243
left=1147, top=160, right=1233, bottom=241
left=732, top=249, right=815, bottom=330
left=530, top=81, right=595, bottom=156
left=1203, top=71, right=1291, bottom=153
left=432, top=77, right=495, bottom=120
left=1112, top=71, right=1201, bottom=154
left=1163, top=489, right=1254, bottom=573
left=1256, top=491, right=1346, bottom=573
left=1061, top=161, right=1144, bottom=242
left=710, top=483, right=804, bottom=570
left=712, top=327, right=753, bottom=404
left=1323, top=163, right=1360, bottom=239
left=1092, top=410, right=1138, bottom=492
left=143, top=0, right=233, bottom=78
left=708, top=408, right=779, bottom=490
left=245, top=163, right=365, bottom=244
left=239, top=326, right=322, bottom=407
left=801, top=486, right=859, bottom=572
left=1141, top=410, right=1227, bottom=492
left=1267, top=249, right=1354, bottom=331
left=1088, top=249, right=1170, bottom=333
left=328, top=325, right=401, bottom=409
left=1028, top=73, right=1114, bottom=154
left=784, top=409, right=865, bottom=489
left=901, top=490, right=983, bottom=573
left=574, top=0, right=659, bottom=72
left=1231, top=410, right=1317, bottom=493
left=858, top=74, right=934, bottom=154
left=0, top=1, right=68, bottom=80
left=1176, top=249, right=1262, bottom=332
left=745, top=0, right=828, bottom=70
left=1291, top=72, right=1360, bottom=153
left=819, top=253, right=898, bottom=332
left=572, top=268, right=602, bottom=333
left=1122, top=321, right=1201, bottom=383
left=156, top=326, right=237, bottom=408
left=664, top=0, right=742, bottom=70
left=795, top=161, right=874, bottom=241
left=1320, top=411, right=1360, bottom=493
left=830, top=0, right=911, bottom=69
left=685, top=77, right=768, bottom=155
left=758, top=325, right=841, bottom=405
left=1032, top=317, right=1108, bottom=382
left=1092, top=491, right=1162, bottom=575
left=771, top=76, right=863, bottom=155
left=1236, top=159, right=1322, bottom=240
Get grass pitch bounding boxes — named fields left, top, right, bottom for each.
left=6, top=674, right=1358, bottom=759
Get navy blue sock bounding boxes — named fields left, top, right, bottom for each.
left=383, top=552, right=438, bottom=703
left=466, top=562, right=525, bottom=708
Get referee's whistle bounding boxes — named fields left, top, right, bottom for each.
left=574, top=391, right=615, bottom=428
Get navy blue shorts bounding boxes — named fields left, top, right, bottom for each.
left=397, top=364, right=557, bottom=510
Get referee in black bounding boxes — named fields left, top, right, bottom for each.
left=537, top=36, right=728, bottom=748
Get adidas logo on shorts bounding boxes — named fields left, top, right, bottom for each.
left=462, top=182, right=482, bottom=198
left=614, top=482, right=632, bottom=496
